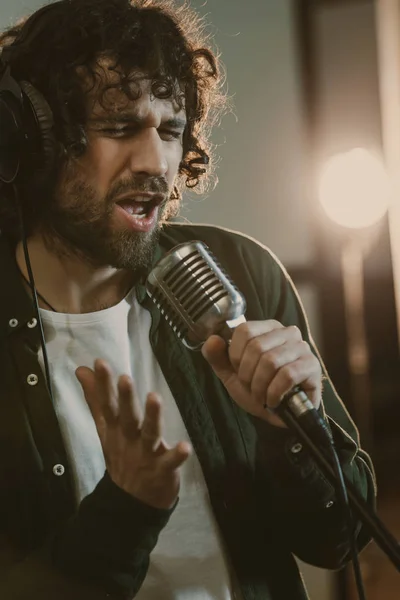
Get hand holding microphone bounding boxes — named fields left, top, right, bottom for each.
left=146, top=240, right=333, bottom=442
left=201, top=321, right=322, bottom=430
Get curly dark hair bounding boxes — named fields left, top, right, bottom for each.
left=0, top=0, right=226, bottom=240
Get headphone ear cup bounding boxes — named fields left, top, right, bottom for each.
left=19, top=80, right=57, bottom=175
left=0, top=92, right=23, bottom=184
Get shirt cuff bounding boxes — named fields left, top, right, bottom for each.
left=253, top=408, right=356, bottom=511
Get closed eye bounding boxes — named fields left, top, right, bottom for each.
left=100, top=126, right=137, bottom=138
left=98, top=126, right=183, bottom=141
left=158, top=129, right=183, bottom=141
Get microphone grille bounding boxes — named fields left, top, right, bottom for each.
left=146, top=241, right=246, bottom=349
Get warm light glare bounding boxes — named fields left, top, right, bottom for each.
left=319, top=148, right=390, bottom=229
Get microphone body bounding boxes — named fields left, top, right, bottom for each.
left=146, top=240, right=333, bottom=445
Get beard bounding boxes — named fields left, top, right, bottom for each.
left=39, top=160, right=180, bottom=278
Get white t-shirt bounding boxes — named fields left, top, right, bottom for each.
left=38, top=289, right=237, bottom=599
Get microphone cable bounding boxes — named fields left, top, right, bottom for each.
left=278, top=400, right=366, bottom=600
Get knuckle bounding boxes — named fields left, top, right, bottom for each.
left=270, top=319, right=283, bottom=329
left=306, top=352, right=321, bottom=373
left=299, top=339, right=311, bottom=353
left=289, top=325, right=302, bottom=340
left=281, top=364, right=298, bottom=386
left=262, top=350, right=281, bottom=371
left=247, top=336, right=264, bottom=356
left=311, top=354, right=321, bottom=370
left=236, top=321, right=267, bottom=341
left=234, top=321, right=252, bottom=341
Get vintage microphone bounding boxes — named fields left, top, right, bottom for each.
left=146, top=239, right=400, bottom=584
left=146, top=239, right=334, bottom=447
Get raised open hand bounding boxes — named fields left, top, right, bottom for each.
left=76, top=359, right=191, bottom=509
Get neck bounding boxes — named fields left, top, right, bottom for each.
left=15, top=234, right=134, bottom=314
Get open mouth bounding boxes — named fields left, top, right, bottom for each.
left=116, top=195, right=163, bottom=219
left=118, top=201, right=151, bottom=219
left=114, top=194, right=164, bottom=232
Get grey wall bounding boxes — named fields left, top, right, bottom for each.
left=0, top=0, right=47, bottom=25
left=179, top=0, right=314, bottom=269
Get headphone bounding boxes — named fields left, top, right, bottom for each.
left=0, top=56, right=57, bottom=185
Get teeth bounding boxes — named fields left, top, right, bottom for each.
left=120, top=203, right=147, bottom=217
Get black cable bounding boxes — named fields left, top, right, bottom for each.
left=276, top=387, right=367, bottom=598
left=277, top=400, right=367, bottom=599
left=278, top=402, right=400, bottom=568
left=13, top=184, right=55, bottom=403
left=327, top=441, right=366, bottom=600
left=16, top=264, right=57, bottom=312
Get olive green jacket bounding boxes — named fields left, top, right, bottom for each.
left=0, top=223, right=376, bottom=599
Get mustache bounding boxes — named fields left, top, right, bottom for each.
left=106, top=176, right=170, bottom=204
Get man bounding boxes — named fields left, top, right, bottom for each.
left=0, top=1, right=375, bottom=599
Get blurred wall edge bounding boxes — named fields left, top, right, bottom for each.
left=375, top=0, right=400, bottom=351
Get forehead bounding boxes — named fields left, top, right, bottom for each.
left=85, top=59, right=185, bottom=120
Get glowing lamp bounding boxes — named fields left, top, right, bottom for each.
left=318, top=148, right=390, bottom=229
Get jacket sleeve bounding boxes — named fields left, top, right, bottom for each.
left=0, top=472, right=175, bottom=599
left=242, top=239, right=377, bottom=569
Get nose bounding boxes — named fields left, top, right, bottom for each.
left=129, top=128, right=168, bottom=178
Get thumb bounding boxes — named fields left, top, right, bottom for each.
left=201, top=335, right=235, bottom=383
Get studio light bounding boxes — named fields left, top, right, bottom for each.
left=319, top=148, right=390, bottom=229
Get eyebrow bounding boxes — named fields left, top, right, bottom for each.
left=88, top=112, right=187, bottom=129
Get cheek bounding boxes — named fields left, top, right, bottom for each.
left=78, top=139, right=122, bottom=193
left=167, top=146, right=184, bottom=184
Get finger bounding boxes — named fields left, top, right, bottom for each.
left=160, top=441, right=192, bottom=471
left=153, top=439, right=171, bottom=457
left=94, top=359, right=119, bottom=422
left=76, top=366, right=100, bottom=418
left=141, top=393, right=163, bottom=452
left=237, top=327, right=301, bottom=384
left=75, top=366, right=107, bottom=441
left=118, top=375, right=142, bottom=439
left=201, top=335, right=236, bottom=387
left=228, top=320, right=286, bottom=371
left=265, top=354, right=322, bottom=410
left=250, top=340, right=308, bottom=398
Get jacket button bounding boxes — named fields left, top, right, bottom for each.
left=325, top=500, right=334, bottom=508
left=53, top=464, right=65, bottom=476
left=27, top=318, right=38, bottom=329
left=27, top=374, right=39, bottom=386
left=9, top=318, right=18, bottom=328
left=291, top=443, right=303, bottom=454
